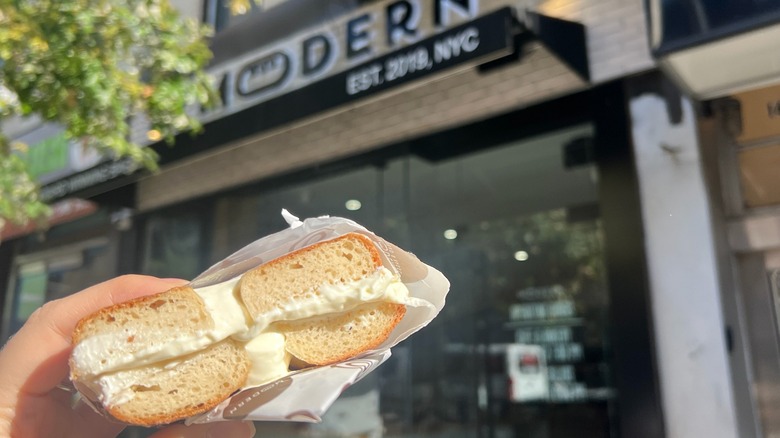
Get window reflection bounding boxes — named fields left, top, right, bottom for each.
left=141, top=214, right=206, bottom=280
left=657, top=0, right=780, bottom=48
left=400, top=206, right=611, bottom=437
left=5, top=239, right=114, bottom=339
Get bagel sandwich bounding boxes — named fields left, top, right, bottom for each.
left=69, top=233, right=409, bottom=426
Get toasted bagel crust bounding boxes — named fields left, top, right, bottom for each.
left=104, top=340, right=249, bottom=427
left=278, top=301, right=406, bottom=365
left=238, top=233, right=383, bottom=319
left=71, top=286, right=211, bottom=346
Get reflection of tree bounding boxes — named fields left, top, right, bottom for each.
left=506, top=207, right=605, bottom=304
left=394, top=206, right=610, bottom=432
left=473, top=206, right=608, bottom=351
left=422, top=206, right=608, bottom=343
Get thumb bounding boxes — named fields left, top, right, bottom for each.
left=147, top=421, right=256, bottom=438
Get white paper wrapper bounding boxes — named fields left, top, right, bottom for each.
left=74, top=210, right=449, bottom=425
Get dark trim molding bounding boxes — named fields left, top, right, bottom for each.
left=592, top=79, right=666, bottom=438
left=647, top=0, right=780, bottom=56
left=527, top=11, right=590, bottom=80
left=0, top=243, right=15, bottom=330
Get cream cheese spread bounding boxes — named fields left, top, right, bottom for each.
left=194, top=276, right=249, bottom=337
left=75, top=266, right=412, bottom=406
left=244, top=331, right=291, bottom=386
left=95, top=367, right=148, bottom=407
left=92, top=332, right=293, bottom=406
left=72, top=276, right=248, bottom=377
left=241, top=266, right=410, bottom=340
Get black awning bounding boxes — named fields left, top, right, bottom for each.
left=525, top=11, right=589, bottom=81
left=151, top=8, right=589, bottom=167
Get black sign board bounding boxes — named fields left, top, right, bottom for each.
left=341, top=8, right=514, bottom=100
left=153, top=7, right=516, bottom=165
left=40, top=157, right=137, bottom=202
left=40, top=8, right=516, bottom=200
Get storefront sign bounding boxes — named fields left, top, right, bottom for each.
left=202, top=0, right=513, bottom=123
left=15, top=124, right=103, bottom=186
left=31, top=1, right=516, bottom=201
left=39, top=157, right=137, bottom=202
left=153, top=5, right=515, bottom=164
left=731, top=84, right=780, bottom=143
left=23, top=133, right=69, bottom=181
left=149, top=6, right=513, bottom=167
left=343, top=19, right=488, bottom=97
left=10, top=123, right=120, bottom=202
left=738, top=143, right=780, bottom=208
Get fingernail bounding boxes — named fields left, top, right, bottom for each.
left=206, top=421, right=255, bottom=438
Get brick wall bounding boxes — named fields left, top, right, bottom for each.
left=534, top=0, right=654, bottom=82
left=137, top=0, right=655, bottom=211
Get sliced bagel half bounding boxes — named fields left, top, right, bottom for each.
left=99, top=339, right=249, bottom=426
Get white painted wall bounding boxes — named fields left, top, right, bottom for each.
left=630, top=93, right=738, bottom=438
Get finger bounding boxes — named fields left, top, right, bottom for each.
left=147, top=421, right=256, bottom=438
left=0, top=275, right=187, bottom=396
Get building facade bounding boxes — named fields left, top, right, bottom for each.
left=0, top=0, right=755, bottom=436
left=647, top=1, right=780, bottom=437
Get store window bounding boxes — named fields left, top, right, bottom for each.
left=189, top=122, right=616, bottom=437
left=2, top=238, right=117, bottom=340
left=141, top=211, right=211, bottom=280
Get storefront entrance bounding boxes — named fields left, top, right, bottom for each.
left=147, top=122, right=619, bottom=437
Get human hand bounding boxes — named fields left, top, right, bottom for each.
left=0, top=275, right=256, bottom=438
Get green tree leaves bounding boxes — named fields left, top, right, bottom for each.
left=0, top=0, right=218, bottom=232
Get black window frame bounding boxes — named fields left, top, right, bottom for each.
left=647, top=0, right=780, bottom=55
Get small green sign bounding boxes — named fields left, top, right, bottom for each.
left=16, top=263, right=47, bottom=320
left=24, top=133, right=69, bottom=179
